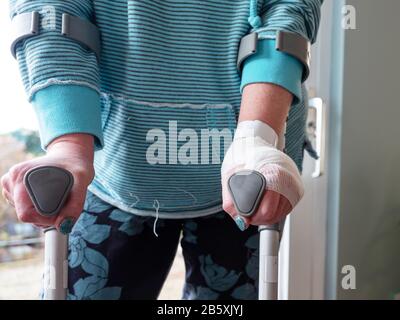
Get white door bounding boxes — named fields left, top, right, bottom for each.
left=279, top=0, right=334, bottom=300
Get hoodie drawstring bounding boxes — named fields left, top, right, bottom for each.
left=248, top=0, right=262, bottom=29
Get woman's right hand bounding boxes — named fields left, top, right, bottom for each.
left=0, top=133, right=95, bottom=234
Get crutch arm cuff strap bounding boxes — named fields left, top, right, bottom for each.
left=237, top=30, right=311, bottom=83
left=240, top=39, right=303, bottom=104
left=276, top=31, right=311, bottom=82
left=10, top=11, right=101, bottom=60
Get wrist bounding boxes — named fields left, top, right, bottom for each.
left=235, top=120, right=279, bottom=149
left=47, top=134, right=95, bottom=162
left=239, top=83, right=292, bottom=137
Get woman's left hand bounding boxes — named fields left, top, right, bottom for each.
left=221, top=133, right=304, bottom=230
left=222, top=172, right=294, bottom=231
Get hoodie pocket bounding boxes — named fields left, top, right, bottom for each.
left=93, top=94, right=238, bottom=214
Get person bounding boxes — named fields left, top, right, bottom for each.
left=1, top=0, right=323, bottom=300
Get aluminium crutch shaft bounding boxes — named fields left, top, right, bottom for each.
left=228, top=170, right=282, bottom=300
left=24, top=166, right=74, bottom=300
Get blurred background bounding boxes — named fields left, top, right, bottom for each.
left=0, top=0, right=43, bottom=300
left=1, top=0, right=400, bottom=300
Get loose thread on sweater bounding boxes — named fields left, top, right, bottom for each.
left=153, top=199, right=160, bottom=237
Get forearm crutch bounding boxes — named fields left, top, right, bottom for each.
left=23, top=165, right=281, bottom=300
left=24, top=166, right=74, bottom=300
left=228, top=170, right=284, bottom=300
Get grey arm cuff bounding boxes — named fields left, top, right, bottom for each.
left=276, top=31, right=311, bottom=81
left=237, top=31, right=311, bottom=82
left=10, top=11, right=101, bottom=61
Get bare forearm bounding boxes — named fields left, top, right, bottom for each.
left=239, top=83, right=293, bottom=136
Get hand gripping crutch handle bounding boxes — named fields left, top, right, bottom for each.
left=227, top=170, right=282, bottom=300
left=24, top=166, right=74, bottom=300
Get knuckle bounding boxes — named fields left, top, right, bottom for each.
left=260, top=208, right=270, bottom=217
left=255, top=209, right=274, bottom=224
left=0, top=174, right=8, bottom=188
left=18, top=211, right=32, bottom=223
left=8, top=163, right=29, bottom=182
left=73, top=168, right=85, bottom=178
left=73, top=167, right=94, bottom=182
left=8, top=166, right=20, bottom=181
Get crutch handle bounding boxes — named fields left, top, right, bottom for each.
left=24, top=166, right=73, bottom=217
left=227, top=170, right=266, bottom=217
left=23, top=166, right=74, bottom=300
left=227, top=170, right=282, bottom=229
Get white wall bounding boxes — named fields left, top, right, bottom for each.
left=327, top=0, right=400, bottom=299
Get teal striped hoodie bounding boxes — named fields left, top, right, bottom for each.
left=10, top=0, right=322, bottom=218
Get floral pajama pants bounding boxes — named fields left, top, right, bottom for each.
left=66, top=191, right=260, bottom=300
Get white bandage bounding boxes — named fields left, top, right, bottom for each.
left=221, top=120, right=304, bottom=209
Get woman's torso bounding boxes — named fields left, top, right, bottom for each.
left=89, top=0, right=307, bottom=218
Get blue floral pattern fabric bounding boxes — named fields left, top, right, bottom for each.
left=66, top=191, right=259, bottom=300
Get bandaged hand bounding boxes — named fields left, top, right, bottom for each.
left=221, top=120, right=304, bottom=230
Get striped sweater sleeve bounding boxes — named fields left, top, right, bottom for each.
left=258, top=0, right=323, bottom=44
left=9, top=0, right=103, bottom=149
left=240, top=0, right=323, bottom=102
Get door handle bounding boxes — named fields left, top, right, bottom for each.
left=307, top=98, right=326, bottom=178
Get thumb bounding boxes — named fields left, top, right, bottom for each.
left=231, top=213, right=251, bottom=232
left=222, top=182, right=251, bottom=231
left=54, top=182, right=87, bottom=235
left=222, top=173, right=252, bottom=231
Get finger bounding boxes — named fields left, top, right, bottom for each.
left=221, top=179, right=252, bottom=231
left=54, top=182, right=87, bottom=234
left=1, top=173, right=11, bottom=194
left=1, top=176, right=11, bottom=200
left=2, top=188, right=15, bottom=207
left=221, top=182, right=235, bottom=215
left=232, top=214, right=251, bottom=231
left=275, top=196, right=292, bottom=218
left=224, top=206, right=252, bottom=231
left=260, top=194, right=292, bottom=225
left=247, top=191, right=281, bottom=226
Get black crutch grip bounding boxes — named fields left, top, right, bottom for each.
left=227, top=170, right=266, bottom=217
left=23, top=166, right=74, bottom=217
